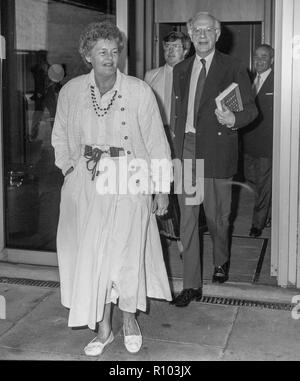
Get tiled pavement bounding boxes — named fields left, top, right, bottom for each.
left=0, top=282, right=300, bottom=361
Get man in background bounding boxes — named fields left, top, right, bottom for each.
left=145, top=31, right=191, bottom=245
left=145, top=31, right=191, bottom=142
left=242, top=44, right=274, bottom=238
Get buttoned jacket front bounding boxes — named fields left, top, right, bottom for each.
left=172, top=51, right=258, bottom=178
left=242, top=71, right=274, bottom=158
left=52, top=69, right=172, bottom=190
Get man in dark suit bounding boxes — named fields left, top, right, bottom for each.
left=242, top=44, right=274, bottom=238
left=171, top=12, right=257, bottom=307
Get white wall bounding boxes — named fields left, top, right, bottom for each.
left=272, top=0, right=300, bottom=287
left=15, top=0, right=115, bottom=81
left=155, top=0, right=265, bottom=22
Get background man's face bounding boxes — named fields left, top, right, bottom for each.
left=253, top=47, right=273, bottom=74
left=163, top=39, right=186, bottom=67
left=189, top=14, right=220, bottom=57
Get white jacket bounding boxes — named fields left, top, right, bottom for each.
left=52, top=69, right=172, bottom=192
left=145, top=64, right=173, bottom=126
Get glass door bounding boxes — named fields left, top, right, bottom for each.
left=0, top=0, right=117, bottom=262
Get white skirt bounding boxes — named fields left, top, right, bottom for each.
left=57, top=156, right=171, bottom=329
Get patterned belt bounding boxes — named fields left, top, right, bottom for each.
left=84, top=145, right=125, bottom=181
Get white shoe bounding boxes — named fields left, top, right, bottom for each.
left=123, top=320, right=142, bottom=353
left=84, top=331, right=114, bottom=356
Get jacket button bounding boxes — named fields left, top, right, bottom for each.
left=124, top=136, right=128, bottom=140
left=127, top=151, right=131, bottom=155
left=121, top=107, right=125, bottom=111
left=218, top=132, right=222, bottom=136
left=122, top=121, right=126, bottom=125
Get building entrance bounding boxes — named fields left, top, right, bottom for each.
left=0, top=0, right=116, bottom=257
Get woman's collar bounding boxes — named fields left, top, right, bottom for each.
left=87, top=68, right=121, bottom=94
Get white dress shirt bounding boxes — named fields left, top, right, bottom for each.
left=185, top=50, right=215, bottom=134
left=163, top=64, right=173, bottom=126
left=254, top=68, right=272, bottom=94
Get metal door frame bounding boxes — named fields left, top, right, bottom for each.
left=0, top=0, right=128, bottom=266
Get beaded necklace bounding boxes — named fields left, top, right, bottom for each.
left=90, top=85, right=117, bottom=117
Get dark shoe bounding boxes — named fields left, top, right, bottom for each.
left=249, top=226, right=263, bottom=237
left=171, top=288, right=202, bottom=307
left=212, top=262, right=229, bottom=284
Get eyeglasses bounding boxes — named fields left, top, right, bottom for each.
left=163, top=43, right=184, bottom=51
left=191, top=26, right=216, bottom=36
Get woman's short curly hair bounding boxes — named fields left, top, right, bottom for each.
left=79, top=21, right=124, bottom=66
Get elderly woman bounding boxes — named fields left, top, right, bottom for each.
left=52, top=21, right=172, bottom=356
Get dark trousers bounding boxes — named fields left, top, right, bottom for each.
left=244, top=153, right=272, bottom=229
left=178, top=133, right=232, bottom=289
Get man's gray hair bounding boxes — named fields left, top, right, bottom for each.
left=256, top=44, right=275, bottom=58
left=187, top=12, right=221, bottom=34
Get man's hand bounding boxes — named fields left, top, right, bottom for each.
left=152, top=193, right=169, bottom=216
left=215, top=106, right=236, bottom=128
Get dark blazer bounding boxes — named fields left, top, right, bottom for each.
left=172, top=50, right=258, bottom=178
left=242, top=71, right=274, bottom=158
